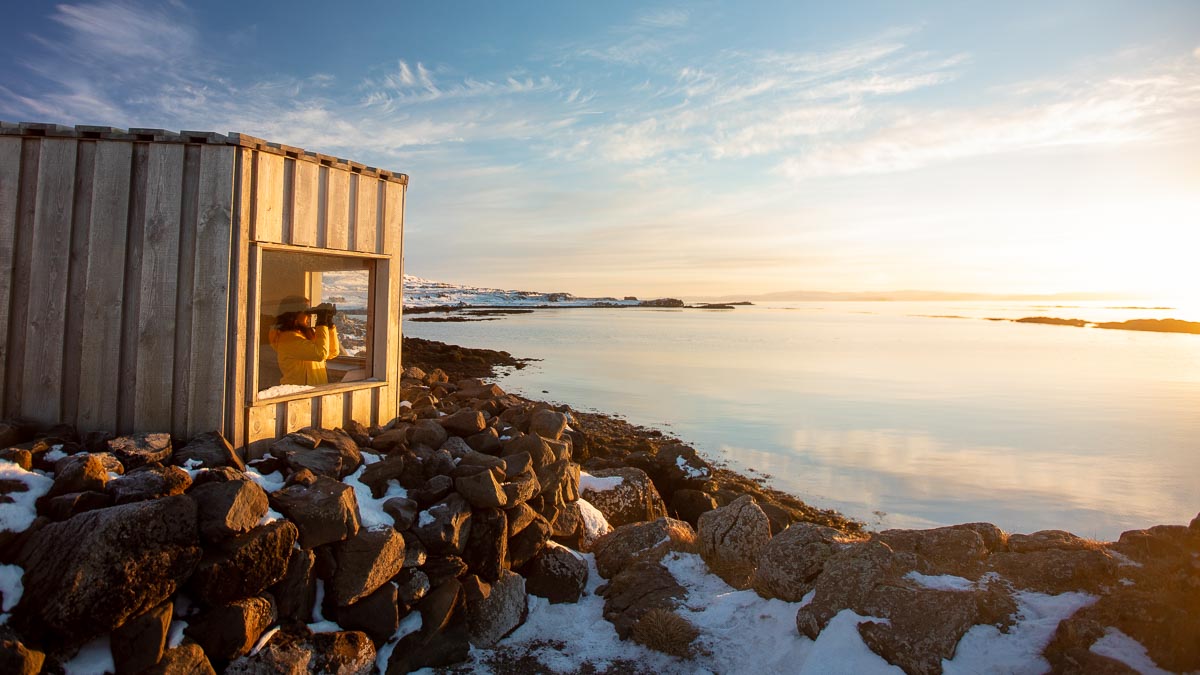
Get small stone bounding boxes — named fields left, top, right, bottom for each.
left=413, top=493, right=472, bottom=555
left=108, top=432, right=172, bottom=470
left=383, top=497, right=419, bottom=531
left=410, top=475, right=454, bottom=507
left=395, top=568, right=431, bottom=607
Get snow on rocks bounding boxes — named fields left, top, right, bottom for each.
left=0, top=460, right=52, bottom=533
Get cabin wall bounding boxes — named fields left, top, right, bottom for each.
left=0, top=134, right=235, bottom=439
left=230, top=145, right=406, bottom=456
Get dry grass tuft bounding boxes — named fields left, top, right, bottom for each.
left=631, top=608, right=700, bottom=658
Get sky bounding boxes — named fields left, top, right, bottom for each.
left=1, top=1, right=1198, bottom=298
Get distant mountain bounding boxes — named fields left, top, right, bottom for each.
left=698, top=289, right=1134, bottom=302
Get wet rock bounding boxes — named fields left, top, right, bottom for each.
left=600, top=560, right=686, bottom=639
left=190, top=520, right=297, bottom=606
left=326, top=527, right=407, bottom=606
left=508, top=515, right=553, bottom=569
left=385, top=578, right=470, bottom=674
left=441, top=410, right=486, bottom=437
left=456, top=467, right=508, bottom=509
left=108, top=432, right=172, bottom=470
left=13, top=495, right=200, bottom=647
left=333, top=582, right=400, bottom=645
left=269, top=475, right=361, bottom=549
left=184, top=595, right=276, bottom=662
left=463, top=571, right=528, bottom=648
left=752, top=522, right=866, bottom=601
left=463, top=507, right=508, bottom=582
left=521, top=541, right=589, bottom=604
left=697, top=494, right=772, bottom=588
left=105, top=463, right=192, bottom=504
left=269, top=431, right=361, bottom=480
left=413, top=493, right=472, bottom=554
left=581, top=467, right=668, bottom=528
left=174, top=432, right=245, bottom=472
left=190, top=478, right=269, bottom=543
left=593, top=517, right=696, bottom=580
left=110, top=600, right=172, bottom=674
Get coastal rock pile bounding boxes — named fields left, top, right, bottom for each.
left=1, top=364, right=1197, bottom=674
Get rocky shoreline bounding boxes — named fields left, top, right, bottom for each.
left=0, top=338, right=1194, bottom=674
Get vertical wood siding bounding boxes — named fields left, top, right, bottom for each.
left=0, top=137, right=235, bottom=438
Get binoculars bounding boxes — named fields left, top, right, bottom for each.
left=305, top=303, right=338, bottom=327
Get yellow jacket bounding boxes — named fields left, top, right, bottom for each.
left=269, top=326, right=341, bottom=385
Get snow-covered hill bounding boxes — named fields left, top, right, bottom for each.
left=403, top=275, right=640, bottom=308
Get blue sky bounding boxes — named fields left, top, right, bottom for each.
left=2, top=1, right=1198, bottom=297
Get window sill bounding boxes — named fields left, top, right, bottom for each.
left=251, top=379, right=387, bottom=406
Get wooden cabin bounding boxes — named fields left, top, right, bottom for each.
left=0, top=121, right=406, bottom=457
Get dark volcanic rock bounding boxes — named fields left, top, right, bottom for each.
left=108, top=432, right=173, bottom=470
left=190, top=520, right=297, bottom=606
left=592, top=517, right=696, bottom=579
left=463, top=571, right=528, bottom=648
left=383, top=496, right=420, bottom=531
left=269, top=475, right=361, bottom=549
left=106, top=463, right=192, bottom=504
left=44, top=490, right=110, bottom=521
left=455, top=467, right=508, bottom=509
left=110, top=600, right=172, bottom=675
left=47, top=453, right=110, bottom=497
left=521, top=542, right=589, bottom=604
left=326, top=527, right=407, bottom=606
left=508, top=515, right=553, bottom=570
left=184, top=595, right=276, bottom=662
left=174, top=432, right=245, bottom=471
left=190, top=478, right=270, bottom=543
left=600, top=560, right=686, bottom=639
left=359, top=453, right=406, bottom=498
left=669, top=489, right=718, bottom=527
left=269, top=431, right=361, bottom=479
left=333, top=582, right=400, bottom=645
left=385, top=579, right=470, bottom=674
left=581, top=467, right=668, bottom=528
left=423, top=554, right=471, bottom=588
left=440, top=409, right=487, bottom=436
left=410, top=475, right=454, bottom=507
left=141, top=642, right=216, bottom=675
left=395, top=568, right=432, bottom=607
left=271, top=547, right=316, bottom=624
left=463, top=507, right=508, bottom=582
left=0, top=634, right=44, bottom=675
left=13, top=495, right=200, bottom=647
left=306, top=631, right=376, bottom=675
left=413, top=493, right=472, bottom=554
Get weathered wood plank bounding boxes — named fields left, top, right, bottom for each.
left=246, top=245, right=263, bottom=403
left=246, top=404, right=278, bottom=460
left=117, top=143, right=149, bottom=432
left=319, top=392, right=344, bottom=430
left=252, top=151, right=284, bottom=243
left=21, top=138, right=77, bottom=423
left=133, top=143, right=185, bottom=432
left=291, top=159, right=319, bottom=247
left=76, top=141, right=132, bottom=432
left=286, top=398, right=312, bottom=433
left=226, top=148, right=253, bottom=449
left=0, top=138, right=22, bottom=414
left=188, top=145, right=235, bottom=438
left=170, top=144, right=202, bottom=438
left=60, top=140, right=96, bottom=426
left=350, top=388, right=372, bottom=427
left=382, top=182, right=404, bottom=257
left=354, top=176, right=377, bottom=253
left=324, top=168, right=349, bottom=250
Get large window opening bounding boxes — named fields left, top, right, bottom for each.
left=256, top=249, right=375, bottom=400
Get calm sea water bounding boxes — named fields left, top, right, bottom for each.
left=404, top=301, right=1200, bottom=539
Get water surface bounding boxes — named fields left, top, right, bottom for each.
left=405, top=301, right=1200, bottom=539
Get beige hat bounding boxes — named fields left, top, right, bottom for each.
left=276, top=296, right=310, bottom=315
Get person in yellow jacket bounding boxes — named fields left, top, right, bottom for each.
left=269, top=296, right=341, bottom=386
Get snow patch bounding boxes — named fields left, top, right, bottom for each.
left=0, top=564, right=24, bottom=612
left=64, top=635, right=115, bottom=675
left=904, top=571, right=976, bottom=592
left=418, top=510, right=436, bottom=528
left=579, top=472, right=624, bottom=492
left=576, top=498, right=612, bottom=542
left=0, top=460, right=53, bottom=533
left=244, top=466, right=286, bottom=494
left=1090, top=628, right=1171, bottom=675
left=943, top=590, right=1097, bottom=674
left=251, top=626, right=281, bottom=655
left=44, top=445, right=68, bottom=462
left=257, top=384, right=316, bottom=399
left=259, top=508, right=285, bottom=526
left=675, top=455, right=709, bottom=478
left=166, top=620, right=187, bottom=648
left=346, top=462, right=407, bottom=530
left=801, top=609, right=903, bottom=674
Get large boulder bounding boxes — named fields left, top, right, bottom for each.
left=529, top=409, right=567, bottom=441
left=507, top=515, right=553, bottom=569
left=520, top=541, right=589, bottom=604
left=325, top=527, right=406, bottom=606
left=269, top=475, right=361, bottom=549
left=110, top=600, right=173, bottom=675
left=697, top=494, right=771, bottom=588
left=184, top=595, right=276, bottom=662
left=408, top=419, right=448, bottom=449
left=13, top=495, right=200, bottom=646
left=412, top=493, right=472, bottom=554
left=592, top=517, right=696, bottom=579
left=580, top=467, right=668, bottom=528
left=440, top=410, right=486, bottom=437
left=108, top=432, right=172, bottom=470
left=463, top=571, right=529, bottom=648
left=600, top=560, right=686, bottom=639
left=269, top=431, right=361, bottom=479
left=105, top=463, right=192, bottom=504
left=462, top=507, right=508, bottom=582
left=988, top=547, right=1117, bottom=594
left=385, top=579, right=471, bottom=674
left=752, top=522, right=866, bottom=601
left=875, top=525, right=993, bottom=577
left=190, top=520, right=298, bottom=606
left=455, top=467, right=508, bottom=509
left=332, top=582, right=400, bottom=645
left=271, top=547, right=316, bottom=624
left=190, top=478, right=270, bottom=543
left=174, top=432, right=245, bottom=471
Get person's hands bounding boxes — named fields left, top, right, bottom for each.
left=312, top=303, right=337, bottom=327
